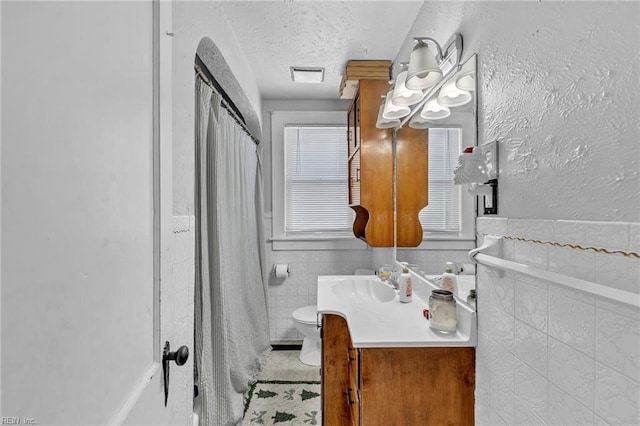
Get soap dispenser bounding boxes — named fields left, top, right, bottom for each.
left=441, top=264, right=457, bottom=295
left=398, top=267, right=413, bottom=303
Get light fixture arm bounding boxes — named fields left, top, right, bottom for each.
left=413, top=37, right=443, bottom=60
left=412, top=34, right=462, bottom=76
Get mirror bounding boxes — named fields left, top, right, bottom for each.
left=395, top=55, right=478, bottom=304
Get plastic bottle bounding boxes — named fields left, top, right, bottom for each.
left=398, top=267, right=413, bottom=303
left=441, top=267, right=457, bottom=295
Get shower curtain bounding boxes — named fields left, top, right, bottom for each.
left=194, top=78, right=271, bottom=426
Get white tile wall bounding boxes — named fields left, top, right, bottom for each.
left=171, top=216, right=195, bottom=425
left=476, top=217, right=640, bottom=426
left=395, top=248, right=472, bottom=274
left=265, top=239, right=471, bottom=341
left=266, top=245, right=373, bottom=342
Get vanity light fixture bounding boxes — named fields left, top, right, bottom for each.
left=376, top=96, right=401, bottom=129
left=437, top=78, right=472, bottom=107
left=405, top=39, right=443, bottom=90
left=382, top=86, right=411, bottom=119
left=408, top=114, right=432, bottom=129
left=290, top=66, right=325, bottom=83
left=391, top=63, right=424, bottom=106
left=420, top=98, right=451, bottom=120
left=405, top=34, right=462, bottom=91
left=375, top=33, right=465, bottom=129
left=455, top=58, right=476, bottom=92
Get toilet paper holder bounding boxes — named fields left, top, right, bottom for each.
left=273, top=263, right=291, bottom=278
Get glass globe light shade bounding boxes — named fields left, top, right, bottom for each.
left=391, top=70, right=424, bottom=106
left=382, top=88, right=410, bottom=119
left=437, top=78, right=472, bottom=107
left=420, top=98, right=451, bottom=120
left=406, top=41, right=443, bottom=90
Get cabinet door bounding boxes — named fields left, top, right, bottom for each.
left=322, top=315, right=352, bottom=425
left=357, top=79, right=393, bottom=247
left=396, top=126, right=428, bottom=247
left=359, top=347, right=475, bottom=425
left=347, top=347, right=360, bottom=426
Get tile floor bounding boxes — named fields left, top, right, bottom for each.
left=258, top=350, right=321, bottom=382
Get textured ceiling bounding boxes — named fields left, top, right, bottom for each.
left=221, top=1, right=424, bottom=100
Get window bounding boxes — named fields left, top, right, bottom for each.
left=420, top=128, right=462, bottom=233
left=270, top=111, right=473, bottom=250
left=271, top=110, right=363, bottom=250
left=284, top=126, right=351, bottom=234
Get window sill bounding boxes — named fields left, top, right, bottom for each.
left=269, top=235, right=368, bottom=251
left=268, top=234, right=475, bottom=251
left=409, top=237, right=476, bottom=250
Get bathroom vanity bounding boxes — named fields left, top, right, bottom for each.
left=318, top=275, right=476, bottom=426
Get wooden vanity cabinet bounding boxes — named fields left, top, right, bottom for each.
left=321, top=314, right=476, bottom=426
left=347, top=80, right=428, bottom=247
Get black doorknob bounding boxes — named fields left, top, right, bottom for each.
left=162, top=341, right=189, bottom=406
left=167, top=345, right=189, bottom=366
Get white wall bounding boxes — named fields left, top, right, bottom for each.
left=1, top=1, right=157, bottom=423
left=398, top=2, right=640, bottom=424
left=396, top=1, right=639, bottom=222
left=172, top=0, right=262, bottom=216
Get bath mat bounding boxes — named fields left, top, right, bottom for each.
left=243, top=380, right=321, bottom=425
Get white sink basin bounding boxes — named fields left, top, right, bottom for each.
left=317, top=274, right=477, bottom=348
left=331, top=277, right=396, bottom=303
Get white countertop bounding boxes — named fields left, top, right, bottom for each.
left=317, top=273, right=477, bottom=348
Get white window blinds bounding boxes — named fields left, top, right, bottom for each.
left=284, top=126, right=351, bottom=234
left=419, top=128, right=462, bottom=233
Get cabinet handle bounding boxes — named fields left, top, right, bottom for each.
left=356, top=168, right=360, bottom=182
left=346, top=388, right=355, bottom=405
left=347, top=347, right=354, bottom=363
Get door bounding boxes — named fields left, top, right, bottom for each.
left=1, top=1, right=180, bottom=424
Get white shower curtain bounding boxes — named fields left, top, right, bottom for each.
left=194, top=78, right=271, bottom=426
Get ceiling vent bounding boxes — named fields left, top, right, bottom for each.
left=290, top=67, right=325, bottom=83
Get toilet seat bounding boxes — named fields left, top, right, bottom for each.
left=292, top=305, right=318, bottom=325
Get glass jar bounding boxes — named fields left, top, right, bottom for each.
left=429, top=289, right=457, bottom=333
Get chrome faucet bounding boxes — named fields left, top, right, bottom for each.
left=388, top=271, right=401, bottom=290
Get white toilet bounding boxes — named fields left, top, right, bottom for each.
left=292, top=305, right=321, bottom=366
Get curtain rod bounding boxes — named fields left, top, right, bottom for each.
left=194, top=64, right=260, bottom=145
